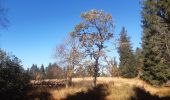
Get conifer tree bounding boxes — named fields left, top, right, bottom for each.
left=118, top=27, right=137, bottom=78
left=29, top=64, right=39, bottom=80
left=40, top=64, right=46, bottom=80
left=135, top=47, right=143, bottom=78
left=141, top=0, right=170, bottom=85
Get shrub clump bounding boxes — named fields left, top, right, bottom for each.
left=0, top=49, right=30, bottom=100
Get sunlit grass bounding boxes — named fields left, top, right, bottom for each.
left=28, top=77, right=170, bottom=100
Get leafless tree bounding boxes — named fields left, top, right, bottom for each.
left=105, top=57, right=119, bottom=77
left=55, top=35, right=84, bottom=87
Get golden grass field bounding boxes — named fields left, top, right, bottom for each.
left=27, top=77, right=170, bottom=100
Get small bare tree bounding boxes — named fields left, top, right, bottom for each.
left=105, top=57, right=119, bottom=77
left=71, top=10, right=114, bottom=86
left=55, top=35, right=83, bottom=87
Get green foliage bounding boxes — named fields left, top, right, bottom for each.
left=0, top=49, right=30, bottom=100
left=118, top=27, right=137, bottom=78
left=135, top=48, right=143, bottom=67
left=134, top=47, right=143, bottom=78
left=141, top=0, right=170, bottom=86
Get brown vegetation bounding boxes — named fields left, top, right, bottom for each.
left=27, top=77, right=170, bottom=100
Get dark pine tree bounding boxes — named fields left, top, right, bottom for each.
left=40, top=64, right=46, bottom=80
left=46, top=63, right=53, bottom=79
left=29, top=64, right=39, bottom=80
left=135, top=47, right=143, bottom=78
left=141, top=0, right=170, bottom=86
left=118, top=27, right=137, bottom=78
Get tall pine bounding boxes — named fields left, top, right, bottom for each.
left=141, top=0, right=170, bottom=85
left=118, top=27, right=137, bottom=78
left=40, top=64, right=46, bottom=80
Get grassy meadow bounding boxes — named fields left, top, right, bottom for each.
left=26, top=77, right=170, bottom=100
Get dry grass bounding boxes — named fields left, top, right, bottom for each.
left=106, top=83, right=135, bottom=100
left=96, top=77, right=170, bottom=97
left=28, top=77, right=170, bottom=100
left=51, top=87, right=88, bottom=100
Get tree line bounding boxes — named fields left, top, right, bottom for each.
left=27, top=62, right=101, bottom=81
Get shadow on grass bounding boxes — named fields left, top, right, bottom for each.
left=25, top=84, right=170, bottom=100
left=131, top=87, right=170, bottom=100
left=25, top=87, right=54, bottom=100
left=62, top=84, right=110, bottom=100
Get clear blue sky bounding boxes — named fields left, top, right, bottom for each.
left=1, top=0, right=142, bottom=69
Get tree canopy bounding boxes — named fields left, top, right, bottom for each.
left=141, top=0, right=170, bottom=86
left=0, top=49, right=30, bottom=100
left=71, top=10, right=114, bottom=86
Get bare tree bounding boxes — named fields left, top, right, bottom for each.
left=105, top=57, right=119, bottom=77
left=71, top=10, right=114, bottom=86
left=55, top=35, right=83, bottom=87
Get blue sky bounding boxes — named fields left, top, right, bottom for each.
left=1, top=0, right=142, bottom=69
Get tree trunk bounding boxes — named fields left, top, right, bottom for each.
left=68, top=76, right=72, bottom=86
left=66, top=76, right=68, bottom=88
left=93, top=75, right=97, bottom=87
left=66, top=76, right=72, bottom=88
left=93, top=58, right=99, bottom=87
left=66, top=66, right=73, bottom=88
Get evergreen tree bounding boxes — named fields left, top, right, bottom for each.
left=46, top=63, right=53, bottom=79
left=118, top=27, right=137, bottom=78
left=29, top=64, right=39, bottom=80
left=141, top=0, right=170, bottom=85
left=46, top=63, right=65, bottom=79
left=135, top=47, right=143, bottom=78
left=40, top=64, right=46, bottom=80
